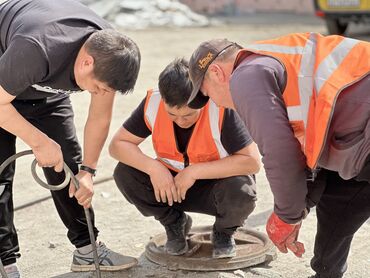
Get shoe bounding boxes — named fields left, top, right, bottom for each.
left=71, top=242, right=138, bottom=272
left=164, top=213, right=192, bottom=255
left=4, top=263, right=21, bottom=278
left=211, top=226, right=236, bottom=259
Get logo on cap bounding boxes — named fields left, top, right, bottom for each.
left=198, top=52, right=214, bottom=69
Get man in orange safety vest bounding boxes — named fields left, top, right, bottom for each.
left=110, top=58, right=260, bottom=259
left=188, top=33, right=370, bottom=278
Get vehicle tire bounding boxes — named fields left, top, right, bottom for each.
left=325, top=18, right=348, bottom=35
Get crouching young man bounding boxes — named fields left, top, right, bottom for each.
left=109, top=58, right=260, bottom=258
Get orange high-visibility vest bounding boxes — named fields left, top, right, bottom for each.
left=143, top=89, right=228, bottom=172
left=236, top=32, right=370, bottom=169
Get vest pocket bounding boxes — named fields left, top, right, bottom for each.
left=327, top=123, right=370, bottom=180
left=332, top=130, right=364, bottom=150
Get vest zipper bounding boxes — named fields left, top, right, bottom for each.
left=173, top=122, right=195, bottom=169
left=183, top=152, right=189, bottom=168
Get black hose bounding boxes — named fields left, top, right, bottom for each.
left=0, top=150, right=101, bottom=278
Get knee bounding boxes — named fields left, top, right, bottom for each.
left=217, top=175, right=257, bottom=212
left=113, top=163, right=150, bottom=198
left=113, top=163, right=136, bottom=193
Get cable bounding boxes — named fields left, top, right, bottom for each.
left=0, top=150, right=101, bottom=278
left=14, top=176, right=114, bottom=212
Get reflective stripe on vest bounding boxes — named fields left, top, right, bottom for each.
left=144, top=88, right=161, bottom=130
left=208, top=99, right=229, bottom=159
left=242, top=32, right=370, bottom=168
left=144, top=89, right=228, bottom=171
left=158, top=157, right=185, bottom=171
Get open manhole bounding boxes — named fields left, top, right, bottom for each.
left=145, top=225, right=277, bottom=271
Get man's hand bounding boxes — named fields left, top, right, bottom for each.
left=149, top=161, right=178, bottom=206
left=174, top=166, right=197, bottom=201
left=69, top=171, right=94, bottom=208
left=266, top=212, right=305, bottom=257
left=32, top=137, right=64, bottom=172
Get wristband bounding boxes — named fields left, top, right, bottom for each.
left=80, top=165, right=97, bottom=177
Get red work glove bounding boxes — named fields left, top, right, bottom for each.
left=266, top=212, right=305, bottom=257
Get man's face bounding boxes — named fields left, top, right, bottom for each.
left=200, top=76, right=230, bottom=108
left=75, top=63, right=115, bottom=96
left=164, top=103, right=201, bottom=129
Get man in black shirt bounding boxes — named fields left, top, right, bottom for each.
left=110, top=58, right=260, bottom=259
left=0, top=0, right=141, bottom=276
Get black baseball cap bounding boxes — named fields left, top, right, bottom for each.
left=188, top=39, right=236, bottom=109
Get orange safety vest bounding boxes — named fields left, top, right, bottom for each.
left=236, top=32, right=370, bottom=169
left=143, top=89, right=228, bottom=172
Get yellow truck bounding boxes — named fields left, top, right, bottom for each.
left=314, top=0, right=370, bottom=34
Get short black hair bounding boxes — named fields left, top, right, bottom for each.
left=158, top=58, right=192, bottom=108
left=85, top=29, right=141, bottom=94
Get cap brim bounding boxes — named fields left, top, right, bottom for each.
left=187, top=72, right=209, bottom=109
left=188, top=91, right=209, bottom=109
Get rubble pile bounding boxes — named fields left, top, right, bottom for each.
left=81, top=0, right=211, bottom=29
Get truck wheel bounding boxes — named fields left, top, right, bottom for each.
left=325, top=18, right=348, bottom=35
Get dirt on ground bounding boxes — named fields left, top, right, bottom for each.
left=10, top=13, right=370, bottom=278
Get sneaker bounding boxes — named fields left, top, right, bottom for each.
left=211, top=226, right=236, bottom=259
left=164, top=213, right=192, bottom=255
left=71, top=242, right=138, bottom=272
left=4, top=263, right=21, bottom=278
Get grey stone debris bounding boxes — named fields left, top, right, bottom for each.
left=80, top=0, right=211, bottom=29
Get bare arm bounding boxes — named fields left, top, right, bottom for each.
left=188, top=142, right=260, bottom=180
left=109, top=126, right=157, bottom=173
left=69, top=91, right=115, bottom=208
left=82, top=91, right=115, bottom=168
left=0, top=86, right=63, bottom=171
left=174, top=142, right=260, bottom=200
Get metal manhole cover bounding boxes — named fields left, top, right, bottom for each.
left=145, top=225, right=277, bottom=271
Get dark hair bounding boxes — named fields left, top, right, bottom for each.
left=158, top=58, right=193, bottom=108
left=85, top=29, right=141, bottom=94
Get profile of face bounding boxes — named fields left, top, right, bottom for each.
left=164, top=103, right=201, bottom=129
left=74, top=51, right=115, bottom=96
left=199, top=63, right=234, bottom=108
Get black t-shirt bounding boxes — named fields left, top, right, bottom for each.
left=123, top=97, right=253, bottom=154
left=0, top=0, right=111, bottom=99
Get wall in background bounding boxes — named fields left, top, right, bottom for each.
left=179, top=0, right=315, bottom=15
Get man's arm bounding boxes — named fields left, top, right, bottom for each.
left=69, top=91, right=115, bottom=208
left=82, top=91, right=115, bottom=168
left=187, top=142, right=260, bottom=179
left=174, top=142, right=260, bottom=200
left=0, top=86, right=64, bottom=171
left=0, top=39, right=64, bottom=171
left=230, top=57, right=308, bottom=224
left=109, top=126, right=158, bottom=174
left=109, top=126, right=178, bottom=205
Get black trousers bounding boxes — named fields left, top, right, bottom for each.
left=311, top=169, right=370, bottom=278
left=0, top=94, right=98, bottom=266
left=113, top=163, right=257, bottom=235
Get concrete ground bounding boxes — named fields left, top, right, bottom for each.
left=9, top=13, right=370, bottom=278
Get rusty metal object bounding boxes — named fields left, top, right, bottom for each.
left=145, top=225, right=277, bottom=271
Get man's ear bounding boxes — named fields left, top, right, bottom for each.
left=83, top=54, right=94, bottom=67
left=208, top=64, right=226, bottom=83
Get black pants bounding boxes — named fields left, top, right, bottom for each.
left=113, top=163, right=257, bottom=235
left=0, top=95, right=98, bottom=266
left=311, top=169, right=370, bottom=278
